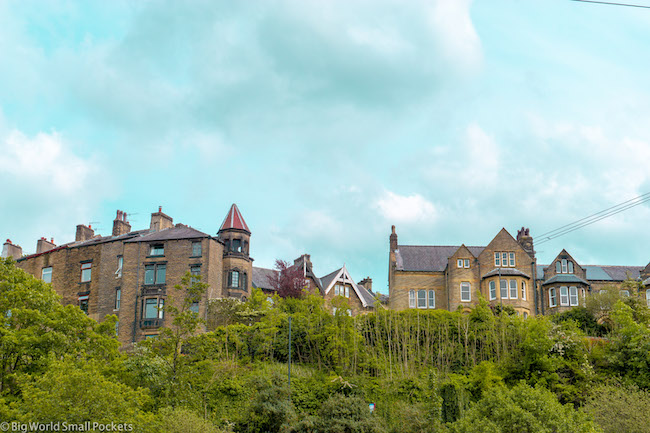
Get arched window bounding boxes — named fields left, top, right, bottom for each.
left=568, top=261, right=574, bottom=274
left=556, top=261, right=561, bottom=273
left=561, top=259, right=568, bottom=273
left=409, top=290, right=415, bottom=308
left=522, top=281, right=526, bottom=300
left=549, top=288, right=557, bottom=307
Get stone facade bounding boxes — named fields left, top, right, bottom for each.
left=8, top=205, right=251, bottom=346
left=389, top=226, right=649, bottom=317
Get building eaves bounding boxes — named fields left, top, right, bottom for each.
left=395, top=245, right=485, bottom=272
left=124, top=225, right=210, bottom=243
left=542, top=274, right=590, bottom=286
left=482, top=268, right=531, bottom=279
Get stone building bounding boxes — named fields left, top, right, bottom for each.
left=388, top=226, right=650, bottom=316
left=4, top=204, right=254, bottom=345
left=252, top=254, right=379, bottom=315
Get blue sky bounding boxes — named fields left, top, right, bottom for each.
left=2, top=0, right=650, bottom=293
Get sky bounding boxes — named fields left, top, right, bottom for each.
left=2, top=0, right=650, bottom=293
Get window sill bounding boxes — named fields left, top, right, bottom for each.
left=146, top=255, right=165, bottom=259
left=189, top=255, right=203, bottom=259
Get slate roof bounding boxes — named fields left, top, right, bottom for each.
left=536, top=264, right=643, bottom=282
left=124, top=225, right=209, bottom=243
left=395, top=245, right=485, bottom=272
left=252, top=267, right=278, bottom=291
left=319, top=268, right=341, bottom=293
left=542, top=274, right=590, bottom=286
left=482, top=268, right=531, bottom=279
left=643, top=277, right=650, bottom=286
left=320, top=267, right=376, bottom=308
left=597, top=265, right=643, bottom=281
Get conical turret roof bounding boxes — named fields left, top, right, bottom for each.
left=219, top=204, right=250, bottom=233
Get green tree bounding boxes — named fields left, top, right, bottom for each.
left=582, top=383, right=650, bottom=433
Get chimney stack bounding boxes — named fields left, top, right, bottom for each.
left=112, top=210, right=132, bottom=236
left=517, top=227, right=535, bottom=258
left=150, top=206, right=173, bottom=232
left=1, top=239, right=23, bottom=259
left=390, top=225, right=398, bottom=252
left=36, top=237, right=56, bottom=254
left=359, top=277, right=373, bottom=291
left=75, top=224, right=95, bottom=242
left=294, top=254, right=312, bottom=268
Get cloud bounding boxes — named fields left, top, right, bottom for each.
left=376, top=191, right=437, bottom=223
left=0, top=130, right=113, bottom=252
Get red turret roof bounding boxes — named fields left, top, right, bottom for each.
left=219, top=204, right=250, bottom=233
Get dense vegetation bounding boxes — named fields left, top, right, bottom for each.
left=1, top=257, right=650, bottom=432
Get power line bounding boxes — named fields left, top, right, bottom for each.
left=570, top=0, right=650, bottom=9
left=537, top=193, right=650, bottom=245
left=537, top=192, right=650, bottom=238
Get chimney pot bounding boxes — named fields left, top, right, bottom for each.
left=6, top=239, right=10, bottom=244
left=159, top=206, right=162, bottom=212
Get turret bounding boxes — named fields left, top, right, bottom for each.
left=218, top=204, right=253, bottom=299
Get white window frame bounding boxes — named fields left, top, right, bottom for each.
left=569, top=286, right=578, bottom=306
left=522, top=281, right=526, bottom=300
left=502, top=253, right=508, bottom=267
left=417, top=290, right=427, bottom=308
left=500, top=279, right=508, bottom=299
left=489, top=281, right=496, bottom=300
left=509, top=252, right=515, bottom=267
left=509, top=280, right=518, bottom=299
left=556, top=261, right=561, bottom=273
left=115, top=288, right=121, bottom=310
left=149, top=244, right=164, bottom=256
left=560, top=286, right=569, bottom=306
left=409, top=290, right=416, bottom=308
left=460, top=282, right=471, bottom=302
left=457, top=259, right=463, bottom=268
left=428, top=290, right=435, bottom=308
left=344, top=286, right=350, bottom=298
left=42, top=266, right=52, bottom=283
left=561, top=259, right=567, bottom=274
left=549, top=288, right=557, bottom=307
left=568, top=261, right=574, bottom=274
left=464, top=259, right=470, bottom=268
left=80, top=262, right=92, bottom=283
left=646, top=289, right=650, bottom=307
left=115, top=256, right=123, bottom=278
left=495, top=252, right=500, bottom=267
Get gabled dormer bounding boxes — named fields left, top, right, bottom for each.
left=478, top=228, right=535, bottom=277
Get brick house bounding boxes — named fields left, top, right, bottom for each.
left=3, top=204, right=254, bottom=345
left=388, top=226, right=650, bottom=316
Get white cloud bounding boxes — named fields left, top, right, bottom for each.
left=0, top=130, right=113, bottom=252
left=429, top=0, right=482, bottom=71
left=376, top=191, right=437, bottom=223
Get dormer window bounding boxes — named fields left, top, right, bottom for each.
left=556, top=259, right=574, bottom=274
left=150, top=244, right=164, bottom=256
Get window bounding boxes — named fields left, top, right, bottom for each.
left=495, top=252, right=515, bottom=267
left=229, top=271, right=240, bottom=288
left=344, top=286, right=350, bottom=298
left=549, top=288, right=557, bottom=307
left=646, top=289, right=650, bottom=307
left=556, top=261, right=561, bottom=273
left=569, top=286, right=578, bottom=306
left=115, top=256, right=123, bottom=278
left=500, top=280, right=508, bottom=299
left=460, top=282, right=471, bottom=302
left=523, top=312, right=528, bottom=319
left=457, top=259, right=463, bottom=268
left=115, top=321, right=119, bottom=336
left=417, top=290, right=427, bottom=308
left=561, top=259, right=568, bottom=274
left=192, top=241, right=202, bottom=257
left=115, top=288, right=121, bottom=310
left=189, top=302, right=199, bottom=314
left=42, top=267, right=52, bottom=283
left=80, top=262, right=92, bottom=283
left=522, top=281, right=526, bottom=300
left=232, top=239, right=242, bottom=253
left=620, top=290, right=630, bottom=297
left=560, top=286, right=569, bottom=306
left=464, top=259, right=470, bottom=268
left=409, top=290, right=416, bottom=308
left=144, top=298, right=164, bottom=319
left=510, top=280, right=518, bottom=299
left=489, top=281, right=496, bottom=300
left=150, top=244, right=164, bottom=256
left=144, top=264, right=166, bottom=285
left=428, top=290, right=435, bottom=308
left=568, top=261, right=574, bottom=274
left=79, top=294, right=89, bottom=314
left=190, top=265, right=201, bottom=284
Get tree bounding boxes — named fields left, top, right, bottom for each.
left=582, top=383, right=650, bottom=433
left=273, top=260, right=306, bottom=299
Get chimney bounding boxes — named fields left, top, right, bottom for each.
left=294, top=254, right=312, bottom=268
left=75, top=224, right=95, bottom=242
left=1, top=239, right=23, bottom=259
left=112, top=210, right=132, bottom=236
left=36, top=237, right=56, bottom=254
left=390, top=225, right=398, bottom=252
left=150, top=206, right=173, bottom=232
left=359, top=277, right=373, bottom=291
left=517, top=227, right=535, bottom=257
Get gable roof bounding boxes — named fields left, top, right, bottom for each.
left=395, top=245, right=485, bottom=272
left=321, top=266, right=376, bottom=308
left=536, top=264, right=643, bottom=282
left=219, top=203, right=250, bottom=233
